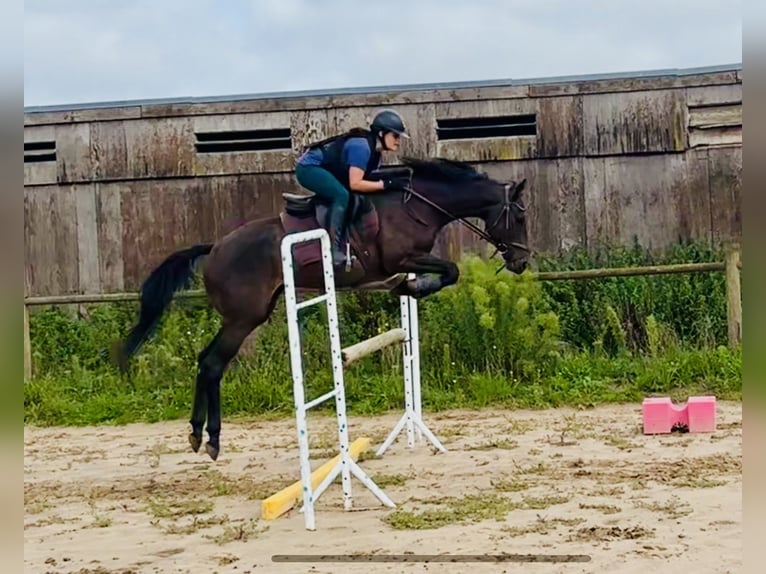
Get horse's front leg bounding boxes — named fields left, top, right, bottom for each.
left=392, top=254, right=460, bottom=299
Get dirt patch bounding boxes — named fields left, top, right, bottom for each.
left=24, top=401, right=742, bottom=573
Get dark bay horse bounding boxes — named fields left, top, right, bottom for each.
left=115, top=157, right=530, bottom=460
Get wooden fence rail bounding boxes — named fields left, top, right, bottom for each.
left=22, top=248, right=742, bottom=380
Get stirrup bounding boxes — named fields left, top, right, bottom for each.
left=345, top=242, right=354, bottom=272
left=329, top=241, right=355, bottom=272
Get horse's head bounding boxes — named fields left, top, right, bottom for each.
left=401, top=157, right=531, bottom=275
left=483, top=177, right=530, bottom=274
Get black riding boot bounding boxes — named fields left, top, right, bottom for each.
left=326, top=203, right=348, bottom=269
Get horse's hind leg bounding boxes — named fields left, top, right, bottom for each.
left=200, top=286, right=285, bottom=461
left=198, top=320, right=253, bottom=461
left=188, top=330, right=222, bottom=453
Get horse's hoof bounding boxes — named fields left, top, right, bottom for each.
left=205, top=442, right=219, bottom=461
left=188, top=433, right=202, bottom=453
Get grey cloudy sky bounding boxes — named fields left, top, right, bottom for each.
left=24, top=0, right=741, bottom=108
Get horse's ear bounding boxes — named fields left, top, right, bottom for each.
left=512, top=178, right=527, bottom=201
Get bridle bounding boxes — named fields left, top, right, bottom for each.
left=484, top=183, right=531, bottom=256
left=401, top=176, right=531, bottom=258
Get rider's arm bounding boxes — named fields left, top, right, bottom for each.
left=348, top=166, right=385, bottom=192
left=345, top=139, right=385, bottom=193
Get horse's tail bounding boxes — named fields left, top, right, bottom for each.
left=114, top=243, right=214, bottom=371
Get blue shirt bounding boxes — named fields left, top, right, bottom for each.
left=298, top=137, right=378, bottom=172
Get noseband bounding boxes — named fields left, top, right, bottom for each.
left=484, top=183, right=530, bottom=256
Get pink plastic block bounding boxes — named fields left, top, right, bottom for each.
left=687, top=396, right=717, bottom=432
left=642, top=395, right=716, bottom=434
left=642, top=397, right=686, bottom=434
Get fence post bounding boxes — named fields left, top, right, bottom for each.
left=24, top=303, right=31, bottom=381
left=725, top=244, right=742, bottom=349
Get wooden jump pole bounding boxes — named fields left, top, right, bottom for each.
left=261, top=437, right=371, bottom=521
left=342, top=328, right=406, bottom=366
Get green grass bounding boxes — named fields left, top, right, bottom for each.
left=380, top=492, right=571, bottom=530
left=381, top=493, right=520, bottom=530
left=24, top=241, right=741, bottom=427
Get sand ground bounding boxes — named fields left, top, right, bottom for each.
left=24, top=401, right=741, bottom=574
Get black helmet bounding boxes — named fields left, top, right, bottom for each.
left=370, top=109, right=410, bottom=138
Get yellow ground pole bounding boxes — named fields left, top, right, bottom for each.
left=260, top=436, right=371, bottom=520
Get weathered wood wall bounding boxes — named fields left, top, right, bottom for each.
left=23, top=65, right=742, bottom=297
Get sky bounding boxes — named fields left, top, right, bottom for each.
left=23, top=0, right=742, bottom=108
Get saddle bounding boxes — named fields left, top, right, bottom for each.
left=280, top=189, right=379, bottom=272
left=279, top=167, right=412, bottom=271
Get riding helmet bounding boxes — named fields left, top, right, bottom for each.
left=370, top=109, right=410, bottom=138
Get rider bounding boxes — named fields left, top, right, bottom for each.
left=294, top=109, right=411, bottom=269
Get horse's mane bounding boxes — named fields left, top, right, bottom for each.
left=401, top=156, right=489, bottom=183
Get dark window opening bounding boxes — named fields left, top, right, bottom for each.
left=436, top=114, right=536, bottom=140
left=24, top=140, right=56, bottom=163
left=194, top=128, right=292, bottom=153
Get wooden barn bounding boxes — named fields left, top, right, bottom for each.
left=23, top=63, right=742, bottom=299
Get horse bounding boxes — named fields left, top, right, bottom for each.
left=114, top=156, right=530, bottom=460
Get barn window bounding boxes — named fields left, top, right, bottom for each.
left=24, top=140, right=56, bottom=163
left=687, top=103, right=741, bottom=148
left=436, top=114, right=536, bottom=140
left=194, top=128, right=292, bottom=153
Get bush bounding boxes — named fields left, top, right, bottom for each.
left=535, top=240, right=727, bottom=353
left=24, top=241, right=741, bottom=426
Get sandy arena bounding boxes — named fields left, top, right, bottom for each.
left=24, top=401, right=741, bottom=574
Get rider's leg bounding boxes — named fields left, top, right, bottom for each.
left=294, top=164, right=350, bottom=267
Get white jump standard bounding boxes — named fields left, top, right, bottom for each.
left=280, top=228, right=391, bottom=531
left=280, top=228, right=445, bottom=530
left=375, top=285, right=446, bottom=456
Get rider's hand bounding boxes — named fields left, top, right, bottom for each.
left=383, top=177, right=410, bottom=191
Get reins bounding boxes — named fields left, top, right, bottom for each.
left=398, top=171, right=531, bottom=257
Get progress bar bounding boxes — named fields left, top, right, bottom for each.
left=272, top=554, right=591, bottom=563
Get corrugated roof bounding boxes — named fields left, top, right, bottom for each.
left=24, top=62, right=742, bottom=114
